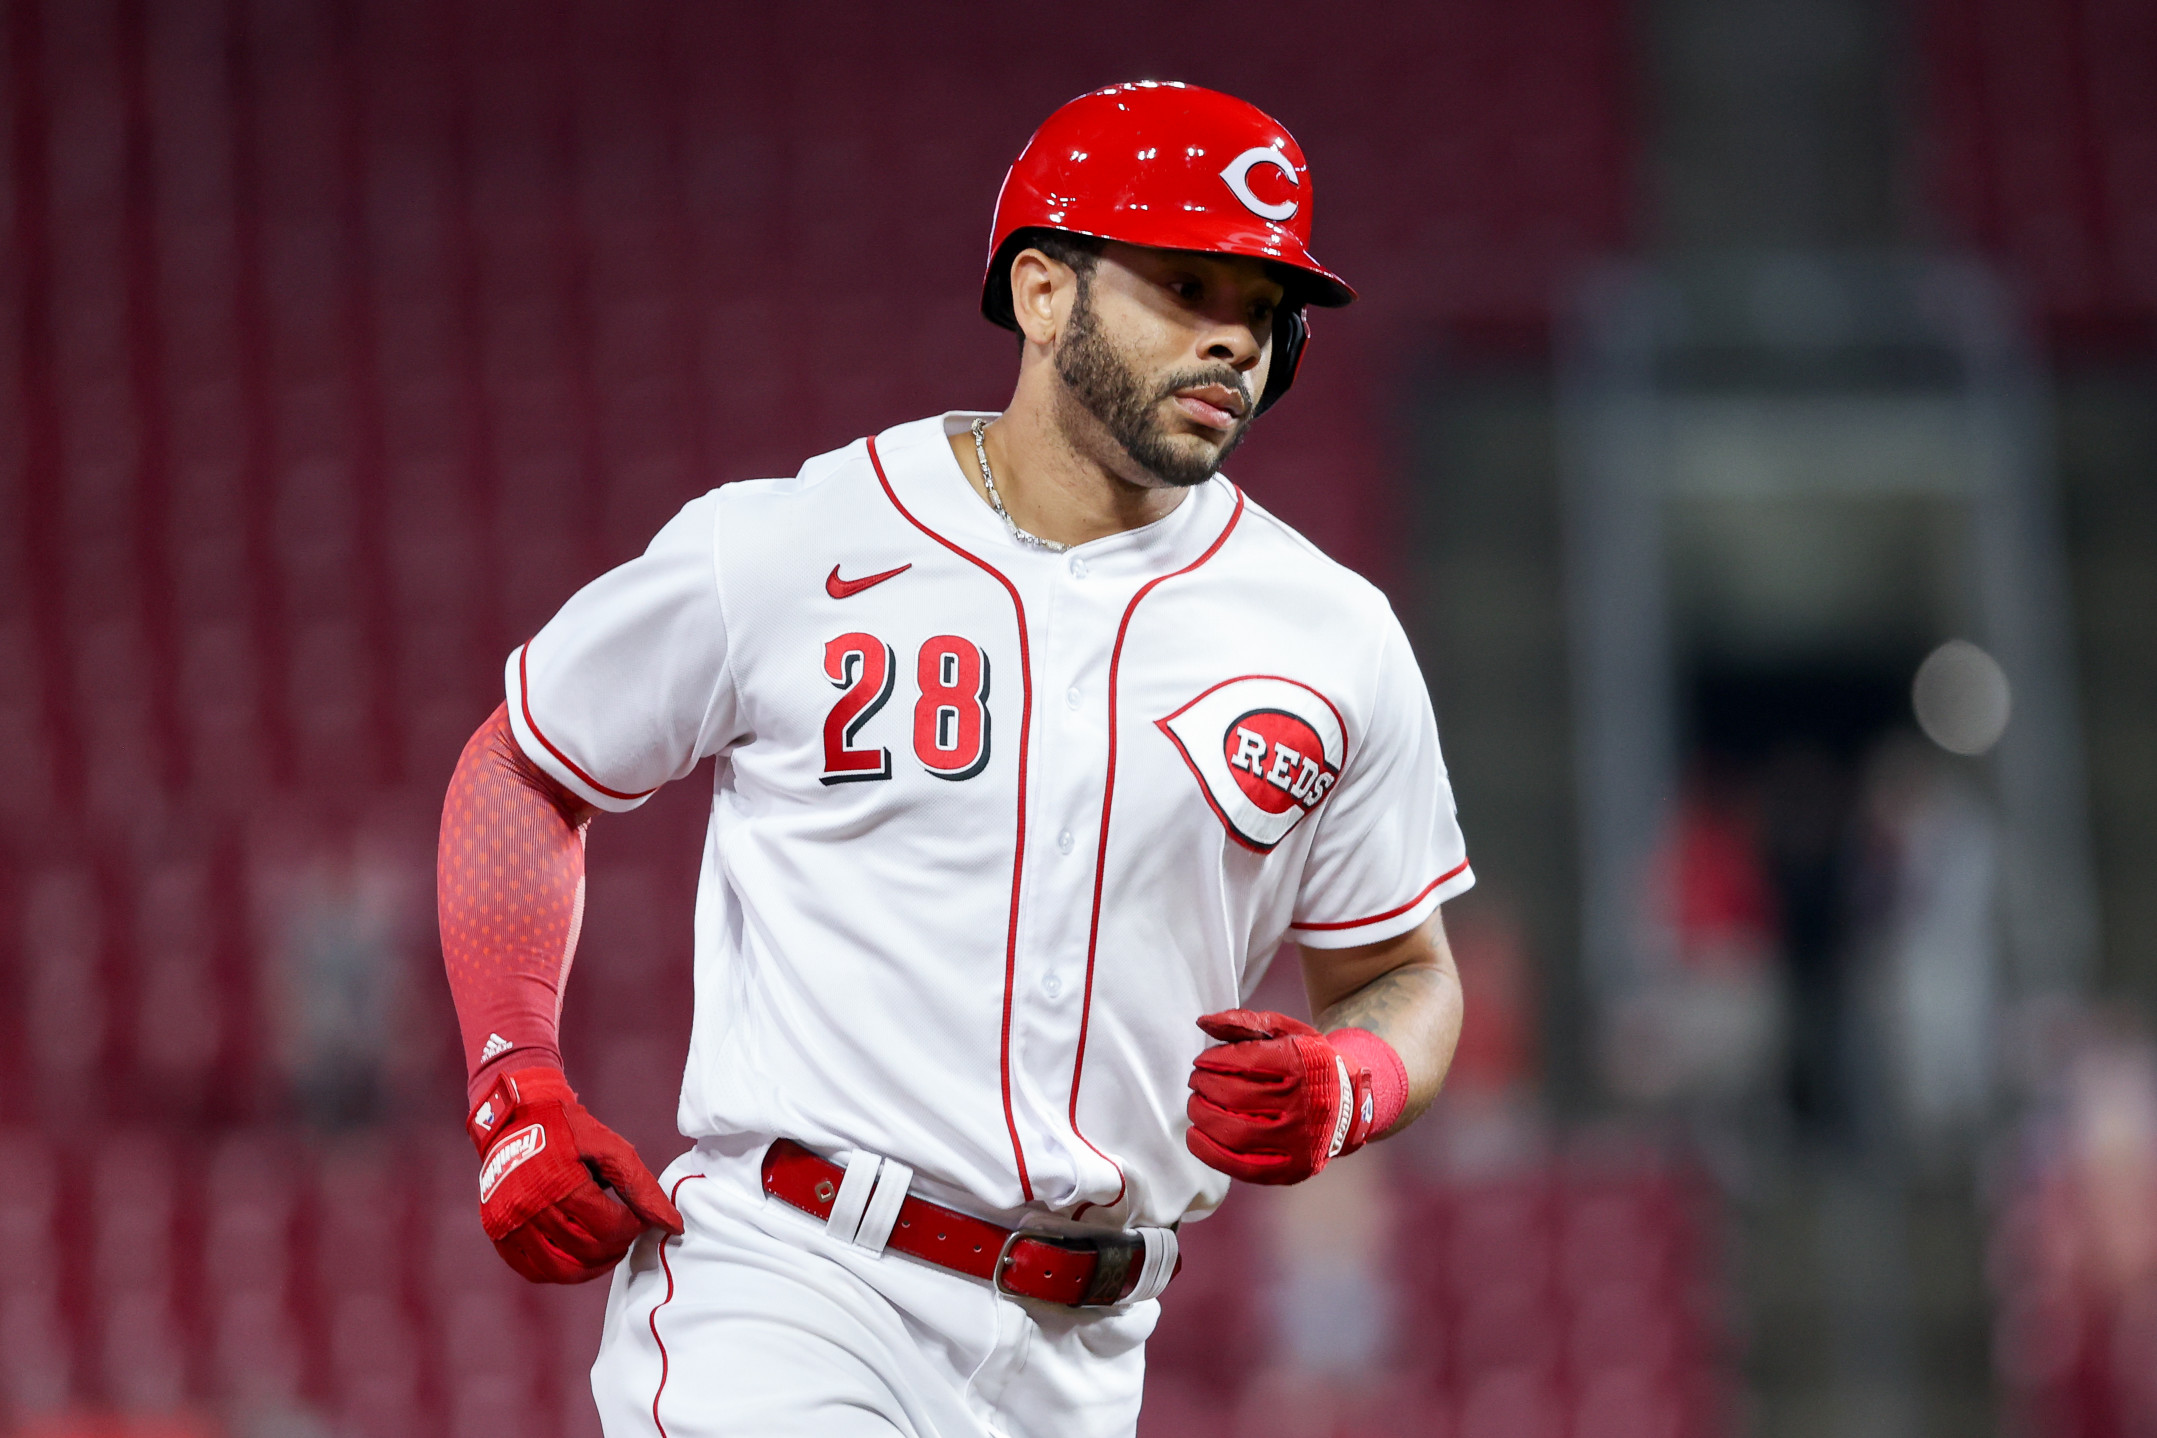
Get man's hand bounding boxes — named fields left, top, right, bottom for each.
left=1184, top=1010, right=1378, bottom=1185
left=468, top=1067, right=684, bottom=1283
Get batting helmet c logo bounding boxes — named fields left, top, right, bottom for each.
left=1219, top=146, right=1301, bottom=222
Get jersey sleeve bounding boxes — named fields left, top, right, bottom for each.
left=504, top=491, right=740, bottom=812
left=1288, top=605, right=1473, bottom=948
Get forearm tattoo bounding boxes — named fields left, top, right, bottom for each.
left=1318, top=961, right=1448, bottom=1039
left=1314, top=958, right=1463, bottom=1125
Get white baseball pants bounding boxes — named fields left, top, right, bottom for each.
left=590, top=1136, right=1157, bottom=1437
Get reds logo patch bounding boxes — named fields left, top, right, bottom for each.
left=1157, top=676, right=1346, bottom=852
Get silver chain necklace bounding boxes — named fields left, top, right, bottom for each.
left=970, top=417, right=1069, bottom=554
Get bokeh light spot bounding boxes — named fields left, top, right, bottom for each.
left=1912, top=639, right=2012, bottom=755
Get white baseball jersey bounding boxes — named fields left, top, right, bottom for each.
left=505, top=412, right=1472, bottom=1231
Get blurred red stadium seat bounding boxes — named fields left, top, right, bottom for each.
left=1919, top=0, right=2157, bottom=340
left=330, top=1289, right=427, bottom=1436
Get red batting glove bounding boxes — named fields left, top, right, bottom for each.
left=1185, top=1010, right=1380, bottom=1185
left=467, top=1067, right=684, bottom=1284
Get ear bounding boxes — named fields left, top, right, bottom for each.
left=1008, top=247, right=1072, bottom=348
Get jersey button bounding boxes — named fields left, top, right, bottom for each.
left=1042, top=973, right=1064, bottom=998
left=1068, top=556, right=1089, bottom=578
left=1056, top=829, right=1075, bottom=855
left=1065, top=686, right=1081, bottom=710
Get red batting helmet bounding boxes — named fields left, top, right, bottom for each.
left=982, top=81, right=1356, bottom=416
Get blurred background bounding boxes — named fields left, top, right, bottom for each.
left=0, top=0, right=2151, bottom=1435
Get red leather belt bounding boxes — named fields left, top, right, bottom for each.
left=760, top=1139, right=1174, bottom=1307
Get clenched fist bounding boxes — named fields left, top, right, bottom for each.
left=468, top=1067, right=684, bottom=1283
left=1184, top=1009, right=1380, bottom=1185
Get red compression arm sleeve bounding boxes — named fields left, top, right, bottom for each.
left=438, top=702, right=595, bottom=1107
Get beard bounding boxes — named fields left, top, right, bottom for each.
left=1052, top=278, right=1256, bottom=488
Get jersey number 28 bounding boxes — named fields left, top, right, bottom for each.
left=821, top=633, right=990, bottom=785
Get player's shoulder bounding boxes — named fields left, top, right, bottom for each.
left=1220, top=486, right=1395, bottom=621
left=683, top=432, right=897, bottom=565
left=706, top=412, right=964, bottom=524
left=623, top=449, right=869, bottom=567
left=709, top=434, right=875, bottom=510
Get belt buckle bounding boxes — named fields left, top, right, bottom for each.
left=994, top=1227, right=1142, bottom=1307
left=992, top=1227, right=1083, bottom=1300
left=996, top=1233, right=1048, bottom=1302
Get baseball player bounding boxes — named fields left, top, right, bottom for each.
left=438, top=81, right=1472, bottom=1437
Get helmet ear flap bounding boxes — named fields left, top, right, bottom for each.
left=981, top=234, right=1024, bottom=332
left=1254, top=304, right=1308, bottom=416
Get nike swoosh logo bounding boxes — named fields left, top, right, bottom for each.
left=826, top=563, right=911, bottom=599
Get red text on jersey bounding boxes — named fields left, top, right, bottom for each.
left=914, top=636, right=992, bottom=780
left=818, top=632, right=995, bottom=784
left=820, top=632, right=896, bottom=784
left=1225, top=708, right=1337, bottom=814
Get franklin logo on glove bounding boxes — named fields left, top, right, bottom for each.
left=477, top=1123, right=546, bottom=1202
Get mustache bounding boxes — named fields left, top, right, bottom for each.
left=1154, top=365, right=1253, bottom=416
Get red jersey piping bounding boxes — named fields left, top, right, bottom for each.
left=866, top=433, right=1036, bottom=1203
left=649, top=1172, right=706, bottom=1437
left=1289, top=857, right=1473, bottom=932
left=516, top=645, right=659, bottom=803
left=1070, top=486, right=1247, bottom=1213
